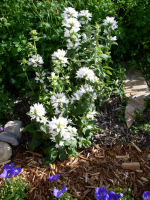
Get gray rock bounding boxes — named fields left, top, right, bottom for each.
left=0, top=142, right=12, bottom=162
left=4, top=120, right=22, bottom=140
left=0, top=132, right=19, bottom=146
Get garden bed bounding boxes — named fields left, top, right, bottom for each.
left=0, top=142, right=149, bottom=200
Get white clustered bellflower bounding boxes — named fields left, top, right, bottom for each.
left=51, top=93, right=69, bottom=114
left=35, top=71, right=46, bottom=84
left=86, top=110, right=97, bottom=120
left=48, top=116, right=77, bottom=145
left=62, top=18, right=81, bottom=30
left=28, top=103, right=47, bottom=123
left=62, top=7, right=82, bottom=49
left=62, top=7, right=78, bottom=19
left=103, top=16, right=118, bottom=30
left=76, top=67, right=99, bottom=83
left=28, top=54, right=44, bottom=67
left=72, top=84, right=97, bottom=101
left=52, top=49, right=68, bottom=65
left=78, top=10, right=92, bottom=24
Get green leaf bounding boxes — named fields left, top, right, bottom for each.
left=24, top=122, right=39, bottom=133
left=58, top=147, right=68, bottom=161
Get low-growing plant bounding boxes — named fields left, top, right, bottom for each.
left=0, top=177, right=29, bottom=200
left=0, top=163, right=29, bottom=200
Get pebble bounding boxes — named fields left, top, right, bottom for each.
left=0, top=131, right=19, bottom=146
left=4, top=120, right=22, bottom=139
left=0, top=142, right=12, bottom=163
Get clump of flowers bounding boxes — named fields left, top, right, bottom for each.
left=95, top=187, right=123, bottom=200
left=0, top=162, right=22, bottom=179
left=27, top=7, right=118, bottom=163
left=28, top=54, right=44, bottom=68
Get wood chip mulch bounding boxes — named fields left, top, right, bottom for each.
left=1, top=143, right=150, bottom=200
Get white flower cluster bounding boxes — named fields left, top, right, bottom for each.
left=62, top=7, right=81, bottom=49
left=86, top=110, right=97, bottom=120
left=78, top=10, right=92, bottom=24
left=51, top=93, right=69, bottom=114
left=28, top=103, right=48, bottom=124
left=35, top=71, right=46, bottom=84
left=107, top=35, right=117, bottom=41
left=76, top=67, right=99, bottom=83
left=62, top=7, right=92, bottom=50
left=52, top=49, right=68, bottom=66
left=28, top=54, right=44, bottom=67
left=48, top=116, right=77, bottom=148
left=103, top=16, right=118, bottom=30
left=72, top=84, right=97, bottom=101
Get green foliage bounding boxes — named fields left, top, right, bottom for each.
left=52, top=192, right=78, bottom=200
left=0, top=177, right=29, bottom=200
left=112, top=0, right=150, bottom=78
left=0, top=85, right=14, bottom=120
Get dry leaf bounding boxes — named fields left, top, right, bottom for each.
left=124, top=67, right=150, bottom=128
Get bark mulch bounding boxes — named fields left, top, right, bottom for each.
left=0, top=143, right=150, bottom=200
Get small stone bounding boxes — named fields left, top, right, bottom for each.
left=122, top=162, right=140, bottom=170
left=140, top=177, right=149, bottom=183
left=0, top=132, right=19, bottom=146
left=0, top=142, right=12, bottom=162
left=4, top=120, right=22, bottom=139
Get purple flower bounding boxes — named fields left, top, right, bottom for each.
left=143, top=191, right=150, bottom=200
left=117, top=193, right=124, bottom=198
left=0, top=127, right=4, bottom=132
left=95, top=187, right=109, bottom=200
left=48, top=174, right=60, bottom=181
left=0, top=162, right=22, bottom=178
left=53, top=186, right=67, bottom=198
left=108, top=191, right=119, bottom=200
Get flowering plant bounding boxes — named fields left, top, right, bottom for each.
left=25, top=7, right=118, bottom=164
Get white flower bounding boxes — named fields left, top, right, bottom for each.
left=62, top=18, right=81, bottom=30
left=52, top=49, right=68, bottom=65
left=81, top=33, right=87, bottom=41
left=72, top=84, right=95, bottom=101
left=109, top=36, right=117, bottom=41
left=28, top=103, right=46, bottom=121
left=55, top=141, right=64, bottom=148
left=51, top=93, right=69, bottom=109
left=51, top=72, right=56, bottom=78
left=86, top=111, right=97, bottom=120
left=62, top=7, right=78, bottom=19
left=28, top=54, right=44, bottom=67
left=103, top=16, right=118, bottom=30
left=78, top=10, right=92, bottom=24
left=76, top=67, right=99, bottom=83
left=35, top=71, right=46, bottom=84
left=49, top=116, right=68, bottom=130
left=66, top=38, right=80, bottom=49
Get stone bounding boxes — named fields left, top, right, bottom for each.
left=0, top=132, right=19, bottom=146
left=122, top=162, right=140, bottom=170
left=0, top=142, right=12, bottom=162
left=4, top=120, right=22, bottom=139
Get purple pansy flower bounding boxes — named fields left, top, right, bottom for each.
left=143, top=191, right=150, bottom=200
left=0, top=162, right=22, bottom=178
left=108, top=191, right=119, bottom=200
left=48, top=174, right=60, bottom=181
left=53, top=186, right=67, bottom=198
left=95, top=187, right=109, bottom=200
